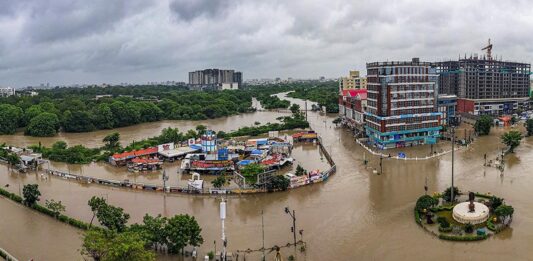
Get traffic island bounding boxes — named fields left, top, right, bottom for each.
left=414, top=188, right=513, bottom=241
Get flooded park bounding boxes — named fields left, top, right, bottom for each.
left=1, top=94, right=533, bottom=260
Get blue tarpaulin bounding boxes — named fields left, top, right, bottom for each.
left=251, top=149, right=263, bottom=155
left=238, top=160, right=255, bottom=166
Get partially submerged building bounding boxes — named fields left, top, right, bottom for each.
left=365, top=58, right=442, bottom=149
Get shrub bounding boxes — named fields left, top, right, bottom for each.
left=415, top=195, right=438, bottom=212
left=437, top=216, right=450, bottom=228
left=464, top=223, right=474, bottom=233
left=486, top=220, right=496, bottom=231
left=438, top=234, right=488, bottom=241
left=430, top=205, right=454, bottom=212
left=414, top=209, right=422, bottom=225
left=439, top=226, right=453, bottom=233
left=0, top=187, right=23, bottom=203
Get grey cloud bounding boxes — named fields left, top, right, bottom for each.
left=21, top=0, right=153, bottom=43
left=169, top=0, right=232, bottom=21
left=0, top=0, right=532, bottom=87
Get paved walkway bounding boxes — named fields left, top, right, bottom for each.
left=356, top=138, right=468, bottom=161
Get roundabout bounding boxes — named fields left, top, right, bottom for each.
left=414, top=188, right=514, bottom=241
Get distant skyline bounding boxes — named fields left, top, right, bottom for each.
left=1, top=0, right=532, bottom=87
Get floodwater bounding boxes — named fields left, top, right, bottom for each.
left=1, top=94, right=533, bottom=260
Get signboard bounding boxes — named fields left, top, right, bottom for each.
left=398, top=152, right=406, bottom=158
left=188, top=138, right=195, bottom=146
left=158, top=143, right=174, bottom=152
left=425, top=137, right=437, bottom=145
left=268, top=131, right=279, bottom=138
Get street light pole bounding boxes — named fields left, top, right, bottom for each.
left=451, top=125, right=455, bottom=203
left=284, top=207, right=297, bottom=246
left=220, top=199, right=227, bottom=261
left=162, top=170, right=168, bottom=192
left=261, top=210, right=265, bottom=261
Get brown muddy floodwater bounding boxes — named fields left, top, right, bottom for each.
left=1, top=94, right=533, bottom=260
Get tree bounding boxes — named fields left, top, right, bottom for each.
left=103, top=132, right=121, bottom=150
left=442, top=186, right=460, bottom=202
left=23, top=105, right=44, bottom=125
left=165, top=214, right=204, bottom=254
left=525, top=119, right=533, bottom=136
left=89, top=196, right=107, bottom=227
left=240, top=163, right=264, bottom=184
left=195, top=124, right=207, bottom=135
left=93, top=104, right=115, bottom=129
left=495, top=204, right=514, bottom=225
left=88, top=196, right=130, bottom=232
left=63, top=110, right=95, bottom=132
left=6, top=153, right=20, bottom=167
left=268, top=175, right=290, bottom=191
left=25, top=112, right=60, bottom=137
left=490, top=196, right=504, bottom=210
left=501, top=130, right=522, bottom=153
left=474, top=115, right=492, bottom=135
left=0, top=104, right=23, bottom=134
left=211, top=176, right=226, bottom=189
left=158, top=127, right=183, bottom=144
left=22, top=184, right=41, bottom=206
left=415, top=195, right=438, bottom=212
left=289, top=103, right=300, bottom=114
left=295, top=165, right=305, bottom=176
left=45, top=199, right=66, bottom=218
left=140, top=214, right=168, bottom=247
left=82, top=229, right=155, bottom=261
left=110, top=101, right=141, bottom=127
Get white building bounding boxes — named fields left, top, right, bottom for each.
left=221, top=82, right=239, bottom=90
left=0, top=87, right=15, bottom=97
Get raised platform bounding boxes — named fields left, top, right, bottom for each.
left=452, top=202, right=489, bottom=225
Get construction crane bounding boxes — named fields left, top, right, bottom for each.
left=482, top=38, right=493, bottom=60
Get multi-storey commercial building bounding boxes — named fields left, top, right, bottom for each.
left=339, top=70, right=367, bottom=90
left=338, top=89, right=367, bottom=134
left=0, top=87, right=15, bottom=97
left=365, top=58, right=442, bottom=149
left=188, top=69, right=243, bottom=90
left=437, top=94, right=457, bottom=126
left=436, top=55, right=531, bottom=115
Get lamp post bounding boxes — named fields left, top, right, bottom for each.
left=220, top=199, right=227, bottom=261
left=451, top=122, right=456, bottom=203
left=284, top=207, right=297, bottom=246
left=162, top=170, right=168, bottom=192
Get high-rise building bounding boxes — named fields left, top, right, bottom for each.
left=436, top=44, right=531, bottom=115
left=365, top=58, right=442, bottom=149
left=339, top=70, right=366, bottom=90
left=188, top=69, right=243, bottom=90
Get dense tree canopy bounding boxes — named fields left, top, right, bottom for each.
left=25, top=112, right=60, bottom=136
left=82, top=229, right=155, bottom=261
left=0, top=104, right=23, bottom=134
left=0, top=85, right=256, bottom=136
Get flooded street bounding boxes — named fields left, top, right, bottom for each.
left=1, top=94, right=533, bottom=260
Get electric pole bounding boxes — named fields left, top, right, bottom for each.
left=284, top=207, right=297, bottom=246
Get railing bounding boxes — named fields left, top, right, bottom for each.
left=355, top=138, right=465, bottom=161
left=0, top=247, right=18, bottom=261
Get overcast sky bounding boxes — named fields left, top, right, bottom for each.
left=1, top=0, right=532, bottom=87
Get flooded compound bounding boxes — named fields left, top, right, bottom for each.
left=1, top=94, right=533, bottom=260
